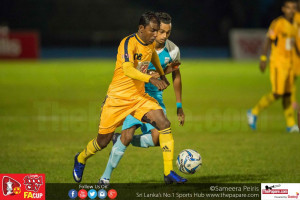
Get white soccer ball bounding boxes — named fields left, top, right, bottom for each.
left=176, top=149, right=202, bottom=174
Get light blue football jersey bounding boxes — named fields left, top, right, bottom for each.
left=145, top=39, right=180, bottom=94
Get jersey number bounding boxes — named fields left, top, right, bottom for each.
left=134, top=53, right=142, bottom=60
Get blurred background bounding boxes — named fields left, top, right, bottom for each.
left=0, top=0, right=286, bottom=59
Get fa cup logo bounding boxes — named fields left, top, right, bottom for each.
left=6, top=179, right=13, bottom=195
left=2, top=176, right=21, bottom=196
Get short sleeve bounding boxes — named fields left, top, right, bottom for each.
left=267, top=19, right=281, bottom=40
left=173, top=46, right=180, bottom=62
left=165, top=40, right=181, bottom=62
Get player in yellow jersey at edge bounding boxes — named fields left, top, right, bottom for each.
left=292, top=1, right=300, bottom=109
left=247, top=0, right=300, bottom=133
left=72, top=11, right=187, bottom=184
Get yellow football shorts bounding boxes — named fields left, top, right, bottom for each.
left=270, top=62, right=294, bottom=95
left=98, top=93, right=162, bottom=134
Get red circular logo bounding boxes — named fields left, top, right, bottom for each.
left=78, top=189, right=87, bottom=199
left=108, top=189, right=117, bottom=199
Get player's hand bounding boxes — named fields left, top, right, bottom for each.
left=149, top=77, right=168, bottom=90
left=164, top=61, right=181, bottom=74
left=177, top=107, right=185, bottom=126
left=259, top=61, right=267, bottom=73
left=149, top=72, right=160, bottom=79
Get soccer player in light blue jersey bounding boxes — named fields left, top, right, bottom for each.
left=100, top=12, right=186, bottom=185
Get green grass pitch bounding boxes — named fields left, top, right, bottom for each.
left=0, top=59, right=299, bottom=183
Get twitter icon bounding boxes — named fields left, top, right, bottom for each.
left=88, top=189, right=97, bottom=199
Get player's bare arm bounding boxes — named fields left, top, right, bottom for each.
left=164, top=60, right=181, bottom=74
left=172, top=69, right=185, bottom=126
left=260, top=37, right=272, bottom=73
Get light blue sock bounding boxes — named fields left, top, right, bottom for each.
left=131, top=134, right=155, bottom=148
left=101, top=136, right=126, bottom=180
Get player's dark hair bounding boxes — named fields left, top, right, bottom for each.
left=155, top=12, right=172, bottom=24
left=139, top=11, right=160, bottom=27
left=283, top=0, right=297, bottom=6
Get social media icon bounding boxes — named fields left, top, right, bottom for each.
left=108, top=189, right=117, bottom=199
left=88, top=189, right=97, bottom=199
left=78, top=189, right=87, bottom=199
left=98, top=189, right=107, bottom=199
left=68, top=189, right=77, bottom=199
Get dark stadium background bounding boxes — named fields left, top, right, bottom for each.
left=0, top=0, right=285, bottom=58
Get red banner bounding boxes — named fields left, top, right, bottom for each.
left=0, top=174, right=45, bottom=200
left=0, top=30, right=40, bottom=59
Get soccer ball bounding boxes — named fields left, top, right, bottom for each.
left=176, top=149, right=202, bottom=174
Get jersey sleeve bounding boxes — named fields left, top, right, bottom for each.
left=121, top=35, right=136, bottom=63
left=151, top=50, right=165, bottom=75
left=123, top=62, right=152, bottom=82
left=294, top=12, right=300, bottom=24
left=166, top=40, right=181, bottom=62
left=267, top=19, right=281, bottom=40
left=173, top=47, right=181, bottom=61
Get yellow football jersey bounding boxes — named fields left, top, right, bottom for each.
left=107, top=33, right=155, bottom=99
left=294, top=12, right=300, bottom=45
left=293, top=12, right=300, bottom=75
left=268, top=16, right=297, bottom=67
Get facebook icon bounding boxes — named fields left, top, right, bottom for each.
left=68, top=189, right=78, bottom=199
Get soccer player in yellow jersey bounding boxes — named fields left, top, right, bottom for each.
left=247, top=0, right=299, bottom=133
left=99, top=12, right=184, bottom=185
left=292, top=2, right=300, bottom=109
left=72, top=11, right=187, bottom=184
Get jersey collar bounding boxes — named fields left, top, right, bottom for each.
left=135, top=33, right=148, bottom=46
left=155, top=40, right=167, bottom=54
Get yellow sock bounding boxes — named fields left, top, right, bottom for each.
left=283, top=95, right=296, bottom=127
left=159, top=128, right=174, bottom=176
left=284, top=106, right=296, bottom=127
left=252, top=92, right=276, bottom=115
left=77, top=138, right=101, bottom=164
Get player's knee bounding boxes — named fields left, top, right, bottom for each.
left=97, top=140, right=108, bottom=149
left=96, top=134, right=112, bottom=149
left=158, top=119, right=171, bottom=130
left=121, top=127, right=135, bottom=146
left=120, top=133, right=133, bottom=146
left=124, top=133, right=133, bottom=143
left=98, top=140, right=108, bottom=149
